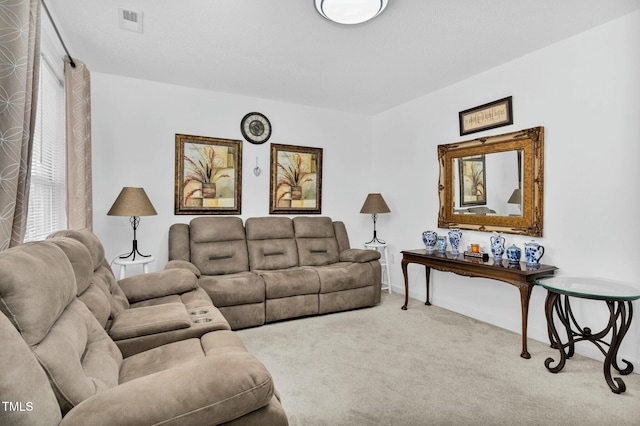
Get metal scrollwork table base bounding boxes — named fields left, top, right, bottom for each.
left=536, top=276, right=640, bottom=394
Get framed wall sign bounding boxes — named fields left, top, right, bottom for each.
left=270, top=143, right=323, bottom=214
left=175, top=134, right=242, bottom=215
left=459, top=96, right=513, bottom=136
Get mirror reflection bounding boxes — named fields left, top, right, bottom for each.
left=452, top=150, right=523, bottom=217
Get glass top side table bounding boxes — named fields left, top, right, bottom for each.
left=535, top=276, right=640, bottom=394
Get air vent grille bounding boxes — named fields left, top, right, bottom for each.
left=123, top=10, right=138, bottom=23
left=118, top=7, right=143, bottom=33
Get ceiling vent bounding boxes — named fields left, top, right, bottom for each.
left=118, top=7, right=143, bottom=33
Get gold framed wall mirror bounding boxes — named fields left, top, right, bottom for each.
left=438, top=126, right=544, bottom=237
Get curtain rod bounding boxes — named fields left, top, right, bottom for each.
left=41, top=0, right=76, bottom=68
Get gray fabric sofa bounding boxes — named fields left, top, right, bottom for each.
left=47, top=229, right=231, bottom=357
left=168, top=216, right=382, bottom=329
left=0, top=239, right=288, bottom=425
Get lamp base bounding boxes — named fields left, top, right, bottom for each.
left=119, top=239, right=150, bottom=261
left=365, top=213, right=386, bottom=245
left=365, top=235, right=386, bottom=245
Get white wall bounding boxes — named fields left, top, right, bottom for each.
left=91, top=75, right=375, bottom=273
left=372, top=11, right=640, bottom=364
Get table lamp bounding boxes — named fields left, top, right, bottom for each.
left=107, top=187, right=157, bottom=260
left=507, top=188, right=522, bottom=214
left=360, top=193, right=390, bottom=244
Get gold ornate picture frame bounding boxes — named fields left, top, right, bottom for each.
left=175, top=134, right=242, bottom=215
left=438, top=126, right=544, bottom=237
left=270, top=143, right=323, bottom=214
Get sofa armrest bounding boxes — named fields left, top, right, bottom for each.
left=109, top=303, right=191, bottom=340
left=60, top=352, right=277, bottom=426
left=118, top=269, right=198, bottom=303
left=339, top=248, right=381, bottom=263
left=165, top=259, right=201, bottom=278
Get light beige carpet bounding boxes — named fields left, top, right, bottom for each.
left=237, top=292, right=640, bottom=425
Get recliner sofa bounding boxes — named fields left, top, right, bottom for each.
left=48, top=229, right=230, bottom=357
left=168, top=216, right=382, bottom=329
left=0, top=239, right=288, bottom=425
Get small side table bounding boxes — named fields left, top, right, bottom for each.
left=112, top=256, right=155, bottom=280
left=364, top=242, right=392, bottom=294
left=536, top=276, right=640, bottom=394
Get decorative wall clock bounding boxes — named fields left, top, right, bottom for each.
left=241, top=112, right=271, bottom=144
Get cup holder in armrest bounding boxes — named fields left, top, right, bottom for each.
left=190, top=310, right=209, bottom=316
left=193, top=317, right=212, bottom=324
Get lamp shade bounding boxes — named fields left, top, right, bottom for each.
left=507, top=188, right=522, bottom=204
left=360, top=193, right=390, bottom=214
left=107, top=187, right=157, bottom=217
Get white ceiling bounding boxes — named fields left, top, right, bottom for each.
left=47, top=0, right=640, bottom=115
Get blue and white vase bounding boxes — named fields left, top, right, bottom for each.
left=524, top=241, right=545, bottom=265
left=436, top=236, right=448, bottom=253
left=490, top=232, right=505, bottom=260
left=506, top=244, right=521, bottom=263
left=448, top=228, right=462, bottom=255
left=422, top=231, right=438, bottom=252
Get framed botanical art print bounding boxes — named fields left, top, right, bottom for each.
left=270, top=143, right=322, bottom=214
left=175, top=134, right=242, bottom=215
left=458, top=154, right=486, bottom=206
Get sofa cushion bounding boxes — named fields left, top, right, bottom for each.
left=259, top=267, right=321, bottom=299
left=245, top=216, right=295, bottom=240
left=333, top=221, right=352, bottom=252
left=0, top=312, right=62, bottom=426
left=294, top=217, right=340, bottom=266
left=168, top=222, right=191, bottom=261
left=190, top=217, right=250, bottom=275
left=34, top=299, right=123, bottom=414
left=199, top=272, right=265, bottom=307
left=77, top=281, right=112, bottom=327
left=49, top=229, right=105, bottom=270
left=48, top=237, right=94, bottom=295
left=119, top=338, right=205, bottom=383
left=118, top=268, right=198, bottom=303
left=60, top=351, right=279, bottom=426
left=48, top=230, right=131, bottom=315
left=312, top=262, right=376, bottom=293
left=0, top=242, right=77, bottom=346
left=119, top=331, right=250, bottom=391
left=0, top=242, right=124, bottom=415
left=246, top=217, right=298, bottom=270
left=109, top=303, right=192, bottom=340
left=340, top=248, right=381, bottom=263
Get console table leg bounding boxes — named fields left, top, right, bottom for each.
left=425, top=266, right=431, bottom=306
left=401, top=259, right=409, bottom=310
left=517, top=282, right=533, bottom=359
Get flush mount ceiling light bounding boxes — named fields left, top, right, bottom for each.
left=315, top=0, right=388, bottom=25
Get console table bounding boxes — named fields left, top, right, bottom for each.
left=401, top=249, right=557, bottom=358
left=536, top=276, right=640, bottom=394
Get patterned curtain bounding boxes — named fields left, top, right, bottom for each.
left=0, top=0, right=41, bottom=250
left=64, top=55, right=92, bottom=230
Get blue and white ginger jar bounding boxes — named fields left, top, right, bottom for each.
left=448, top=228, right=462, bottom=255
left=422, top=231, right=438, bottom=252
left=506, top=244, right=521, bottom=263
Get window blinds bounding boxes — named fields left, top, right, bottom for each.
left=24, top=46, right=66, bottom=242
